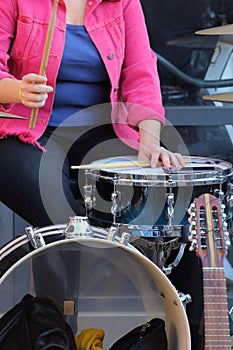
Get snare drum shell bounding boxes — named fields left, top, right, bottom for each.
left=0, top=229, right=191, bottom=350
left=85, top=156, right=232, bottom=228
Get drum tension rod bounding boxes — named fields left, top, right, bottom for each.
left=166, top=178, right=175, bottom=227
left=111, top=176, right=121, bottom=225
left=25, top=226, right=46, bottom=249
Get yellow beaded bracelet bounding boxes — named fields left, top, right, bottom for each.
left=18, top=84, right=23, bottom=101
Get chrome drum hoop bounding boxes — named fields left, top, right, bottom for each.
left=87, top=156, right=232, bottom=187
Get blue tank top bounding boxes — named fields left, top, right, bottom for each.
left=49, top=24, right=111, bottom=126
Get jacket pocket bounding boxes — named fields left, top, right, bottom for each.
left=10, top=17, right=41, bottom=59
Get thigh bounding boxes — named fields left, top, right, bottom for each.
left=0, top=136, right=46, bottom=225
left=0, top=135, right=77, bottom=227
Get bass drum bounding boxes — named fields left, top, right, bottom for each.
left=0, top=225, right=191, bottom=350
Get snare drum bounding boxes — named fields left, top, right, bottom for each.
left=83, top=155, right=232, bottom=233
left=0, top=225, right=191, bottom=349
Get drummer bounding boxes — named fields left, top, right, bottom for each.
left=0, top=0, right=185, bottom=228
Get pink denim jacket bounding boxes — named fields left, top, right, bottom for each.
left=0, top=0, right=165, bottom=150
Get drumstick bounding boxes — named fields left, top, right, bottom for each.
left=71, top=159, right=185, bottom=170
left=29, top=0, right=59, bottom=130
left=71, top=160, right=151, bottom=170
left=71, top=157, right=201, bottom=170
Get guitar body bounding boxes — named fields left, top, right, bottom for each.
left=189, top=193, right=231, bottom=349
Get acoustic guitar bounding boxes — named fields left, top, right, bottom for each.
left=188, top=193, right=231, bottom=349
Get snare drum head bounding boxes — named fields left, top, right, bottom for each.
left=89, top=155, right=232, bottom=185
left=0, top=232, right=191, bottom=350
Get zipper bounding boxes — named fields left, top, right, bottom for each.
left=139, top=322, right=151, bottom=339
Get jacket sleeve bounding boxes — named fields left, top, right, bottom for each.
left=0, top=0, right=17, bottom=81
left=120, top=0, right=165, bottom=127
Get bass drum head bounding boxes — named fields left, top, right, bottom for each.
left=0, top=235, right=191, bottom=349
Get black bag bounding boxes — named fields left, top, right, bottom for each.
left=0, top=294, right=77, bottom=350
left=109, top=318, right=168, bottom=350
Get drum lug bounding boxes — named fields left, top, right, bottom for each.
left=107, top=224, right=119, bottom=241
left=111, top=190, right=122, bottom=223
left=165, top=190, right=174, bottom=226
left=107, top=224, right=131, bottom=245
left=119, top=231, right=131, bottom=245
left=25, top=226, right=46, bottom=249
left=64, top=216, right=93, bottom=238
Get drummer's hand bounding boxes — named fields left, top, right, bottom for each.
left=138, top=144, right=186, bottom=170
left=19, top=73, right=53, bottom=108
left=138, top=120, right=185, bottom=170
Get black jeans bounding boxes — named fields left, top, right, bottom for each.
left=0, top=123, right=135, bottom=227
